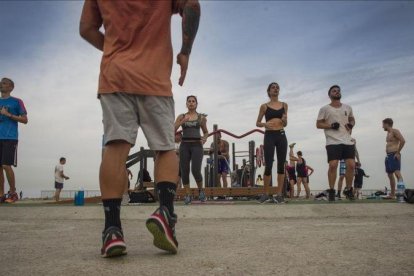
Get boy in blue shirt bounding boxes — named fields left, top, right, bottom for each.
left=0, top=78, right=28, bottom=203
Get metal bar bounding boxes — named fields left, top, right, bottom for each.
left=249, top=141, right=255, bottom=187
left=139, top=147, right=144, bottom=185
left=213, top=124, right=219, bottom=188
left=232, top=142, right=236, bottom=171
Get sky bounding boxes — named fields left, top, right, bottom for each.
left=1, top=1, right=413, bottom=198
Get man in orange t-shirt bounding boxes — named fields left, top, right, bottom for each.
left=80, top=0, right=200, bottom=258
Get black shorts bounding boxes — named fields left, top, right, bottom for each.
left=0, top=139, right=18, bottom=166
left=326, top=144, right=355, bottom=163
left=55, top=181, right=63, bottom=189
left=354, top=182, right=363, bottom=189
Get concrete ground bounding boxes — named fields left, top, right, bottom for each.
left=1, top=201, right=413, bottom=276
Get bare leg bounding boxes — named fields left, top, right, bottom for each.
left=216, top=174, right=222, bottom=188
left=276, top=173, right=284, bottom=195
left=183, top=184, right=191, bottom=196
left=155, top=150, right=178, bottom=184
left=394, top=171, right=403, bottom=182
left=196, top=181, right=203, bottom=190
left=3, top=165, right=16, bottom=193
left=337, top=176, right=345, bottom=195
left=222, top=172, right=228, bottom=188
left=328, top=160, right=339, bottom=190
left=263, top=175, right=271, bottom=196
left=100, top=141, right=131, bottom=200
left=54, top=189, right=62, bottom=201
left=296, top=178, right=302, bottom=197
left=388, top=173, right=396, bottom=197
left=345, top=159, right=355, bottom=189
left=303, top=179, right=310, bottom=199
left=289, top=180, right=295, bottom=199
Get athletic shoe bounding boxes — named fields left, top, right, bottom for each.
left=258, top=194, right=269, bottom=203
left=0, top=195, right=6, bottom=203
left=101, top=226, right=127, bottom=258
left=4, top=192, right=18, bottom=203
left=146, top=206, right=178, bottom=254
left=328, top=189, right=336, bottom=202
left=344, top=188, right=355, bottom=201
left=184, top=195, right=192, bottom=205
left=274, top=195, right=285, bottom=204
left=199, top=190, right=206, bottom=202
left=289, top=143, right=296, bottom=148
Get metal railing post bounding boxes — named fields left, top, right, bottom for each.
left=232, top=142, right=236, bottom=171
left=249, top=140, right=255, bottom=187
left=213, top=124, right=219, bottom=187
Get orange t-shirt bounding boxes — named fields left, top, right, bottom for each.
left=80, top=0, right=183, bottom=97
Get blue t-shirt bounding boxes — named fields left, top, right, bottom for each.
left=0, top=96, right=27, bottom=140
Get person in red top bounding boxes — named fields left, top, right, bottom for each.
left=80, top=0, right=200, bottom=258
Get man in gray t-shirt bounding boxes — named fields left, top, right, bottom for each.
left=316, top=85, right=356, bottom=201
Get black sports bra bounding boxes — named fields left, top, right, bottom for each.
left=265, top=104, right=285, bottom=122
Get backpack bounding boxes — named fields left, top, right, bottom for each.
left=129, top=190, right=156, bottom=203
left=404, top=189, right=414, bottom=204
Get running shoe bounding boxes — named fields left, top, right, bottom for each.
left=4, top=192, right=18, bottom=203
left=101, top=226, right=127, bottom=258
left=258, top=194, right=269, bottom=203
left=146, top=206, right=178, bottom=254
left=328, top=189, right=336, bottom=202
left=184, top=195, right=192, bottom=205
left=274, top=195, right=285, bottom=204
left=344, top=188, right=355, bottom=201
left=199, top=190, right=206, bottom=202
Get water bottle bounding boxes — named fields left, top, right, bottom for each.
left=75, top=188, right=85, bottom=206
left=396, top=181, right=406, bottom=203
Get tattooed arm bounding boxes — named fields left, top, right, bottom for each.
left=176, top=0, right=200, bottom=86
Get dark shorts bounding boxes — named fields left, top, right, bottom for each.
left=326, top=144, right=355, bottom=163
left=218, top=158, right=230, bottom=174
left=55, top=182, right=63, bottom=189
left=297, top=171, right=308, bottom=178
left=0, top=139, right=18, bottom=166
left=354, top=182, right=363, bottom=189
left=385, top=152, right=401, bottom=174
left=288, top=174, right=297, bottom=183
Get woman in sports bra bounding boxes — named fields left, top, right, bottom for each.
left=175, top=95, right=209, bottom=204
left=256, top=82, right=288, bottom=203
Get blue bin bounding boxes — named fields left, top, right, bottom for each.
left=74, top=190, right=85, bottom=206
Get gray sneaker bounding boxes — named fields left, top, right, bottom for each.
left=199, top=190, right=206, bottom=202
left=258, top=194, right=269, bottom=203
left=274, top=195, right=285, bottom=204
left=184, top=195, right=192, bottom=205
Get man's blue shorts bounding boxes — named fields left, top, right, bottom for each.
left=385, top=152, right=401, bottom=174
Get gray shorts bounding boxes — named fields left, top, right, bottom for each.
left=100, top=93, right=175, bottom=151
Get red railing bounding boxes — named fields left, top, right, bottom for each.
left=177, top=128, right=265, bottom=139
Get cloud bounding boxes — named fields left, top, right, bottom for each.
left=1, top=1, right=413, bottom=197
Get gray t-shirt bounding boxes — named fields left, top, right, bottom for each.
left=317, top=103, right=354, bottom=146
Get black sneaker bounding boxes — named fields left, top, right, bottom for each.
left=146, top=206, right=178, bottom=254
left=101, top=226, right=127, bottom=258
left=344, top=188, right=355, bottom=201
left=328, top=189, right=336, bottom=202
